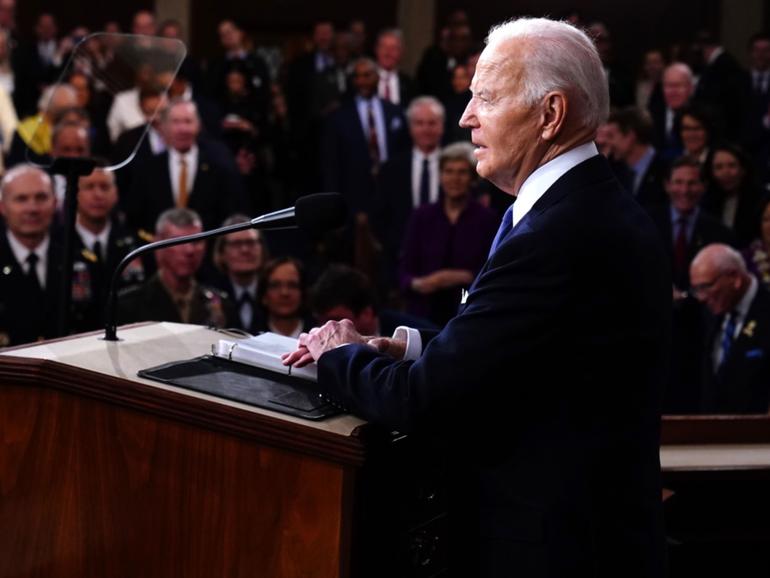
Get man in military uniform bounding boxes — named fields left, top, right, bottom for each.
left=117, top=207, right=232, bottom=327
left=0, top=165, right=61, bottom=346
left=70, top=165, right=146, bottom=332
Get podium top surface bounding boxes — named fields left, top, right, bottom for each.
left=1, top=322, right=366, bottom=438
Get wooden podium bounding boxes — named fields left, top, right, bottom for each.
left=0, top=323, right=447, bottom=578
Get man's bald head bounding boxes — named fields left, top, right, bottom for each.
left=690, top=244, right=751, bottom=316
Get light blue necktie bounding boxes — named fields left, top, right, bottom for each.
left=488, top=205, right=514, bottom=257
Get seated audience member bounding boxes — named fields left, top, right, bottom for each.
left=690, top=244, right=770, bottom=413
left=7, top=83, right=78, bottom=166
left=255, top=256, right=312, bottom=338
left=310, top=264, right=437, bottom=336
left=118, top=207, right=231, bottom=327
left=605, top=106, right=668, bottom=209
left=650, top=156, right=736, bottom=292
left=742, top=194, right=770, bottom=290
left=0, top=165, right=60, bottom=346
left=702, top=143, right=763, bottom=247
left=126, top=98, right=246, bottom=234
left=399, top=142, right=498, bottom=326
left=211, top=215, right=268, bottom=334
left=71, top=165, right=146, bottom=332
left=679, top=105, right=714, bottom=166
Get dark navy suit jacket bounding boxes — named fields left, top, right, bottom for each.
left=318, top=154, right=670, bottom=577
left=321, top=96, right=409, bottom=216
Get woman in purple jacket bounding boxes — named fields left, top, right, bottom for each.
left=399, top=142, right=499, bottom=326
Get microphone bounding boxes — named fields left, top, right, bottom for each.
left=102, top=193, right=346, bottom=341
left=250, top=192, right=347, bottom=235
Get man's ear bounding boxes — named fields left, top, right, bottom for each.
left=540, top=91, right=567, bottom=141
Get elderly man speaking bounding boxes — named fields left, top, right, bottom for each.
left=285, top=18, right=669, bottom=577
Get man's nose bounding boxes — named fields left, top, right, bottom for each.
left=459, top=100, right=476, bottom=128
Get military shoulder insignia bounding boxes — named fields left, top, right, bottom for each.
left=81, top=248, right=98, bottom=263
left=137, top=229, right=155, bottom=243
left=742, top=320, right=757, bottom=338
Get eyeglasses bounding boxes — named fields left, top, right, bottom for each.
left=690, top=272, right=728, bottom=296
left=224, top=239, right=261, bottom=250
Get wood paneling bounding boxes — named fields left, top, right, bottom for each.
left=0, top=382, right=346, bottom=577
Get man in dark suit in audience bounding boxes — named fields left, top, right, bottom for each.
left=321, top=57, right=410, bottom=217
left=210, top=216, right=267, bottom=334
left=286, top=18, right=669, bottom=577
left=693, top=30, right=750, bottom=143
left=651, top=157, right=736, bottom=292
left=691, top=243, right=770, bottom=413
left=375, top=29, right=415, bottom=108
left=0, top=165, right=61, bottom=346
left=374, top=95, right=444, bottom=285
left=605, top=106, right=668, bottom=210
left=126, top=98, right=246, bottom=234
left=112, top=88, right=168, bottom=200
left=649, top=63, right=694, bottom=162
left=71, top=166, right=146, bottom=333
left=746, top=32, right=770, bottom=182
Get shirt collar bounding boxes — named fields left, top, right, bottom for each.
left=670, top=204, right=700, bottom=223
left=513, top=141, right=598, bottom=226
left=75, top=220, right=111, bottom=252
left=631, top=146, right=655, bottom=176
left=6, top=230, right=49, bottom=266
left=413, top=147, right=439, bottom=162
left=169, top=144, right=198, bottom=164
left=230, top=278, right=257, bottom=299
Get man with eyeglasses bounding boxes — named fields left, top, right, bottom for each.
left=690, top=243, right=770, bottom=413
left=211, top=215, right=267, bottom=334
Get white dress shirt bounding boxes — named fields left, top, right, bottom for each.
left=107, top=88, right=145, bottom=143
left=75, top=221, right=111, bottom=259
left=411, top=148, right=440, bottom=207
left=378, top=68, right=401, bottom=105
left=355, top=96, right=388, bottom=163
left=168, top=145, right=199, bottom=204
left=231, top=278, right=258, bottom=330
left=6, top=231, right=49, bottom=289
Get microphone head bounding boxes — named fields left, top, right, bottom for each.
left=295, top=193, right=347, bottom=236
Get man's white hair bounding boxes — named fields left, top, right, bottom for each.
left=406, top=96, right=445, bottom=123
left=485, top=17, right=609, bottom=131
left=663, top=62, right=694, bottom=85
left=0, top=164, right=52, bottom=201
